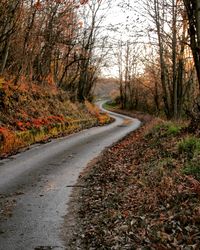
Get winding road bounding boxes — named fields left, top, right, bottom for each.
left=0, top=102, right=140, bottom=250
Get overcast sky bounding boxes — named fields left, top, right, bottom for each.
left=98, top=0, right=148, bottom=77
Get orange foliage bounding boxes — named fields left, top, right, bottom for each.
left=15, top=115, right=66, bottom=131
left=80, top=0, right=89, bottom=5
left=0, top=127, right=22, bottom=156
left=98, top=114, right=110, bottom=125
left=84, top=101, right=110, bottom=125
left=85, top=100, right=100, bottom=117
left=0, top=80, right=108, bottom=157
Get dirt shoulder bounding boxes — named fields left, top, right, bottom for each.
left=63, top=112, right=200, bottom=249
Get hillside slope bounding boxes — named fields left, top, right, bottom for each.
left=65, top=112, right=200, bottom=249
left=0, top=78, right=109, bottom=157
left=94, top=78, right=119, bottom=98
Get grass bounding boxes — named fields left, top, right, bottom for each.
left=102, top=101, right=118, bottom=110
left=183, top=162, right=200, bottom=180
left=167, top=123, right=182, bottom=135
left=178, top=137, right=200, bottom=180
left=178, top=136, right=200, bottom=158
left=154, top=122, right=182, bottom=136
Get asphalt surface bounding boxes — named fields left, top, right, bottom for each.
left=0, top=102, right=141, bottom=250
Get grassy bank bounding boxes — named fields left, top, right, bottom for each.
left=0, top=79, right=110, bottom=157
left=67, top=117, right=200, bottom=249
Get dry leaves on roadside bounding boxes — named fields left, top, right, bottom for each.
left=71, top=118, right=200, bottom=249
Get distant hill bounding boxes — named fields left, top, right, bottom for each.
left=93, top=78, right=119, bottom=99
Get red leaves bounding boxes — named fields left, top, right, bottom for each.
left=16, top=121, right=24, bottom=130
left=0, top=80, right=99, bottom=157
left=34, top=0, right=42, bottom=10
left=0, top=127, right=19, bottom=156
left=0, top=127, right=7, bottom=134
left=15, top=115, right=65, bottom=131
left=80, top=0, right=89, bottom=5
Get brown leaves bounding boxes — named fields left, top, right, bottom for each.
left=73, top=119, right=200, bottom=249
left=0, top=195, right=17, bottom=220
left=34, top=1, right=42, bottom=10
left=187, top=176, right=200, bottom=195
left=80, top=0, right=89, bottom=5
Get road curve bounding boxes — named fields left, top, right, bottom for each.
left=0, top=102, right=141, bottom=250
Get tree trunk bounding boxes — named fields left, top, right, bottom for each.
left=154, top=0, right=171, bottom=118
left=0, top=39, right=10, bottom=74
left=183, top=0, right=200, bottom=87
left=172, top=0, right=178, bottom=118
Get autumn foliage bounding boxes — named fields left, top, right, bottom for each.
left=0, top=79, right=110, bottom=157
left=0, top=0, right=104, bottom=102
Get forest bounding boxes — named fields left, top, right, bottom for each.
left=111, top=0, right=200, bottom=121
left=0, top=0, right=112, bottom=155
left=1, top=1, right=200, bottom=249
left=0, top=0, right=200, bottom=119
left=0, top=0, right=104, bottom=100
left=0, top=0, right=200, bottom=154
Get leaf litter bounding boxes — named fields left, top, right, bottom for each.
left=65, top=116, right=200, bottom=249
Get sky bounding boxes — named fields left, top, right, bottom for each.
left=96, top=0, right=149, bottom=77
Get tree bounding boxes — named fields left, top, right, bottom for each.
left=77, top=0, right=110, bottom=101
left=145, top=0, right=195, bottom=118
left=183, top=0, right=200, bottom=87
left=0, top=0, right=110, bottom=102
left=0, top=0, right=22, bottom=74
left=115, top=39, right=144, bottom=110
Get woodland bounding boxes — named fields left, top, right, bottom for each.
left=1, top=0, right=200, bottom=248
left=62, top=1, right=200, bottom=248
left=0, top=0, right=200, bottom=123
left=113, top=0, right=200, bottom=121
left=0, top=0, right=111, bottom=156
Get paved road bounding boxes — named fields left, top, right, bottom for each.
left=0, top=102, right=140, bottom=250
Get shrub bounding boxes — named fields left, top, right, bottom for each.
left=0, top=127, right=22, bottom=155
left=167, top=124, right=182, bottom=135
left=146, top=122, right=182, bottom=139
left=178, top=136, right=200, bottom=159
left=182, top=155, right=200, bottom=180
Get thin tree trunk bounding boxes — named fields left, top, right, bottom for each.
left=0, top=39, right=10, bottom=74
left=154, top=0, right=171, bottom=117
left=184, top=0, right=200, bottom=87
left=196, top=1, right=200, bottom=49
left=172, top=0, right=178, bottom=118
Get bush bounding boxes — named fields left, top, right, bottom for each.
left=178, top=136, right=200, bottom=159
left=146, top=122, right=182, bottom=139
left=167, top=124, right=182, bottom=135
left=182, top=155, right=200, bottom=180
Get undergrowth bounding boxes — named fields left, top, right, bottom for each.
left=71, top=119, right=200, bottom=249
left=0, top=80, right=110, bottom=157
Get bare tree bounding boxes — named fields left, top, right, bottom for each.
left=145, top=0, right=194, bottom=118
left=0, top=0, right=22, bottom=74
left=77, top=0, right=110, bottom=101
